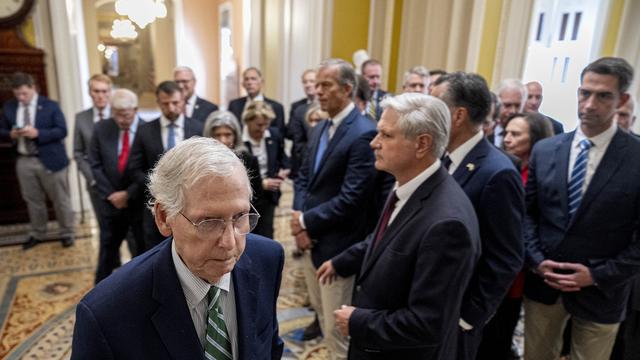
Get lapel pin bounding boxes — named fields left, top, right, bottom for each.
left=466, top=163, right=475, bottom=172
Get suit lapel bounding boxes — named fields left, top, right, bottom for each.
left=265, top=136, right=276, bottom=175
left=232, top=254, right=259, bottom=360
left=571, top=130, right=627, bottom=223
left=554, top=132, right=574, bottom=225
left=34, top=97, right=45, bottom=127
left=151, top=240, right=204, bottom=360
left=312, top=108, right=357, bottom=180
left=308, top=120, right=331, bottom=184
left=452, top=139, right=489, bottom=188
left=107, top=120, right=121, bottom=178
left=150, top=119, right=166, bottom=156
left=359, top=167, right=446, bottom=280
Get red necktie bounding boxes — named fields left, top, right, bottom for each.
left=118, top=129, right=130, bottom=174
left=372, top=190, right=399, bottom=249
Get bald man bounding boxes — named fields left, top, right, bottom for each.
left=525, top=81, right=564, bottom=135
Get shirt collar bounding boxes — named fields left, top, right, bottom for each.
left=242, top=126, right=271, bottom=145
left=394, top=159, right=442, bottom=203
left=94, top=105, right=110, bottom=117
left=160, top=114, right=184, bottom=128
left=249, top=93, right=264, bottom=102
left=22, top=93, right=38, bottom=108
left=171, top=239, right=231, bottom=309
left=448, top=131, right=484, bottom=169
left=187, top=93, right=198, bottom=106
left=574, top=121, right=617, bottom=149
left=331, top=102, right=355, bottom=129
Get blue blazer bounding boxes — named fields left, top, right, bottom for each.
left=453, top=138, right=525, bottom=327
left=71, top=235, right=284, bottom=359
left=0, top=96, right=69, bottom=171
left=293, top=106, right=377, bottom=267
left=524, top=129, right=640, bottom=323
left=332, top=167, right=481, bottom=359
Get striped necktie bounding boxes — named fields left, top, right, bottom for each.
left=367, top=95, right=377, bottom=120
left=204, top=286, right=232, bottom=360
left=568, top=138, right=592, bottom=218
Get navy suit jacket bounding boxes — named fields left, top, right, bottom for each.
left=89, top=118, right=143, bottom=212
left=71, top=235, right=284, bottom=359
left=0, top=96, right=69, bottom=171
left=332, top=166, right=481, bottom=359
left=524, top=129, right=640, bottom=323
left=287, top=100, right=313, bottom=178
left=191, top=96, right=219, bottom=126
left=127, top=117, right=203, bottom=200
left=244, top=127, right=289, bottom=205
left=293, top=106, right=377, bottom=267
left=228, top=96, right=286, bottom=136
left=453, top=138, right=525, bottom=327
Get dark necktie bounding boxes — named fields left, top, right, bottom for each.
left=22, top=105, right=37, bottom=154
left=314, top=120, right=332, bottom=173
left=442, top=154, right=452, bottom=171
left=118, top=129, right=130, bottom=174
left=167, top=123, right=176, bottom=150
left=98, top=109, right=104, bottom=121
left=372, top=190, right=399, bottom=249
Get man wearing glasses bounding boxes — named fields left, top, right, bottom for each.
left=72, top=137, right=285, bottom=359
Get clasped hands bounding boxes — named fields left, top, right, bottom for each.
left=10, top=125, right=38, bottom=139
left=537, top=259, right=594, bottom=292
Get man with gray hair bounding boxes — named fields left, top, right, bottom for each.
left=317, top=93, right=481, bottom=359
left=492, top=78, right=527, bottom=147
left=291, top=58, right=377, bottom=359
left=402, top=66, right=430, bottom=94
left=174, top=66, right=219, bottom=125
left=89, top=88, right=145, bottom=283
left=73, top=137, right=285, bottom=359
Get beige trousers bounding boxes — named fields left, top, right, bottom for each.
left=524, top=297, right=620, bottom=360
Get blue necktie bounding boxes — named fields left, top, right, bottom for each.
left=167, top=123, right=176, bottom=150
left=568, top=139, right=592, bottom=218
left=314, top=120, right=332, bottom=173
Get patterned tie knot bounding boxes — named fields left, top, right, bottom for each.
left=208, top=286, right=222, bottom=309
left=579, top=138, right=592, bottom=151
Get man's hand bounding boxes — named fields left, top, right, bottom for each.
left=295, top=230, right=313, bottom=251
left=334, top=305, right=355, bottom=337
left=537, top=259, right=594, bottom=292
left=290, top=210, right=303, bottom=235
left=18, top=125, right=38, bottom=139
left=317, top=260, right=337, bottom=285
left=107, top=191, right=129, bottom=209
left=263, top=178, right=283, bottom=192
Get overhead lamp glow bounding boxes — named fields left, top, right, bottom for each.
left=114, top=0, right=167, bottom=29
left=111, top=19, right=138, bottom=40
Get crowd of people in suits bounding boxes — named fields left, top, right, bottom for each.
left=1, top=53, right=639, bottom=360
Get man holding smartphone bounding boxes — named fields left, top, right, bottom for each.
left=0, top=72, right=74, bottom=249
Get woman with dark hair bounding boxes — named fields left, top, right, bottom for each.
left=503, top=112, right=554, bottom=183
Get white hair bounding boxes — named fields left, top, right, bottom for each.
left=403, top=66, right=430, bottom=85
left=381, top=93, right=451, bottom=157
left=147, top=137, right=250, bottom=218
left=497, top=78, right=527, bottom=110
left=173, top=66, right=195, bottom=78
left=111, top=88, right=138, bottom=109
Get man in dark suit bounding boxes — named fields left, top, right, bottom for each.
left=228, top=67, right=286, bottom=135
left=525, top=81, right=565, bottom=134
left=291, top=59, right=377, bottom=359
left=174, top=66, right=218, bottom=126
left=524, top=57, right=640, bottom=360
left=432, top=72, right=525, bottom=359
left=128, top=81, right=204, bottom=251
left=288, top=69, right=317, bottom=179
left=73, top=74, right=112, bottom=221
left=613, top=95, right=636, bottom=135
left=72, top=137, right=284, bottom=359
left=491, top=79, right=527, bottom=148
left=361, top=59, right=387, bottom=121
left=89, top=89, right=145, bottom=283
left=317, top=92, right=481, bottom=359
left=0, top=72, right=74, bottom=249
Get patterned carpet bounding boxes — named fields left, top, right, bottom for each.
left=0, top=184, right=330, bottom=359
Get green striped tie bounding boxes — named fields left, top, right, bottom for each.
left=204, top=286, right=232, bottom=360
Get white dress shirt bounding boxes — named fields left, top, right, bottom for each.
left=186, top=93, right=198, bottom=118
left=493, top=124, right=504, bottom=147
left=160, top=114, right=185, bottom=150
left=171, top=241, right=238, bottom=358
left=16, top=94, right=38, bottom=155
left=568, top=122, right=617, bottom=193
left=446, top=131, right=484, bottom=175
left=242, top=127, right=271, bottom=178
left=93, top=105, right=111, bottom=123
left=389, top=159, right=441, bottom=224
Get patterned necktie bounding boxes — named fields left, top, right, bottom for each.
left=367, top=94, right=377, bottom=120
left=568, top=138, right=593, bottom=218
left=118, top=129, right=130, bottom=174
left=372, top=190, right=399, bottom=249
left=204, top=286, right=232, bottom=360
left=167, top=122, right=176, bottom=150
left=98, top=109, right=104, bottom=121
left=22, top=105, right=37, bottom=154
left=314, top=120, right=332, bottom=173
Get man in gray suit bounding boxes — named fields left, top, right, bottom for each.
left=74, top=74, right=112, bottom=221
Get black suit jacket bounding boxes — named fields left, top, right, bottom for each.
left=287, top=99, right=312, bottom=178
left=524, top=129, right=640, bottom=323
left=228, top=96, right=286, bottom=136
left=244, top=127, right=289, bottom=205
left=452, top=138, right=525, bottom=327
left=71, top=235, right=285, bottom=360
left=332, top=166, right=481, bottom=359
left=190, top=96, right=219, bottom=127
left=543, top=114, right=565, bottom=135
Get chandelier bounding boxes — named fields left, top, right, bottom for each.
left=114, top=0, right=167, bottom=29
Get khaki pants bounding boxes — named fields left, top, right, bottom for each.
left=303, top=252, right=354, bottom=360
left=524, top=297, right=619, bottom=360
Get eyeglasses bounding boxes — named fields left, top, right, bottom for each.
left=178, top=204, right=261, bottom=239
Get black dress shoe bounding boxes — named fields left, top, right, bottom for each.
left=61, top=237, right=74, bottom=248
left=302, top=315, right=322, bottom=341
left=22, top=236, right=40, bottom=250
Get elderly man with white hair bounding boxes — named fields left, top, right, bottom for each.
left=89, top=88, right=145, bottom=283
left=492, top=78, right=527, bottom=147
left=74, top=137, right=285, bottom=359
left=402, top=66, right=430, bottom=94
left=317, top=93, right=481, bottom=359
